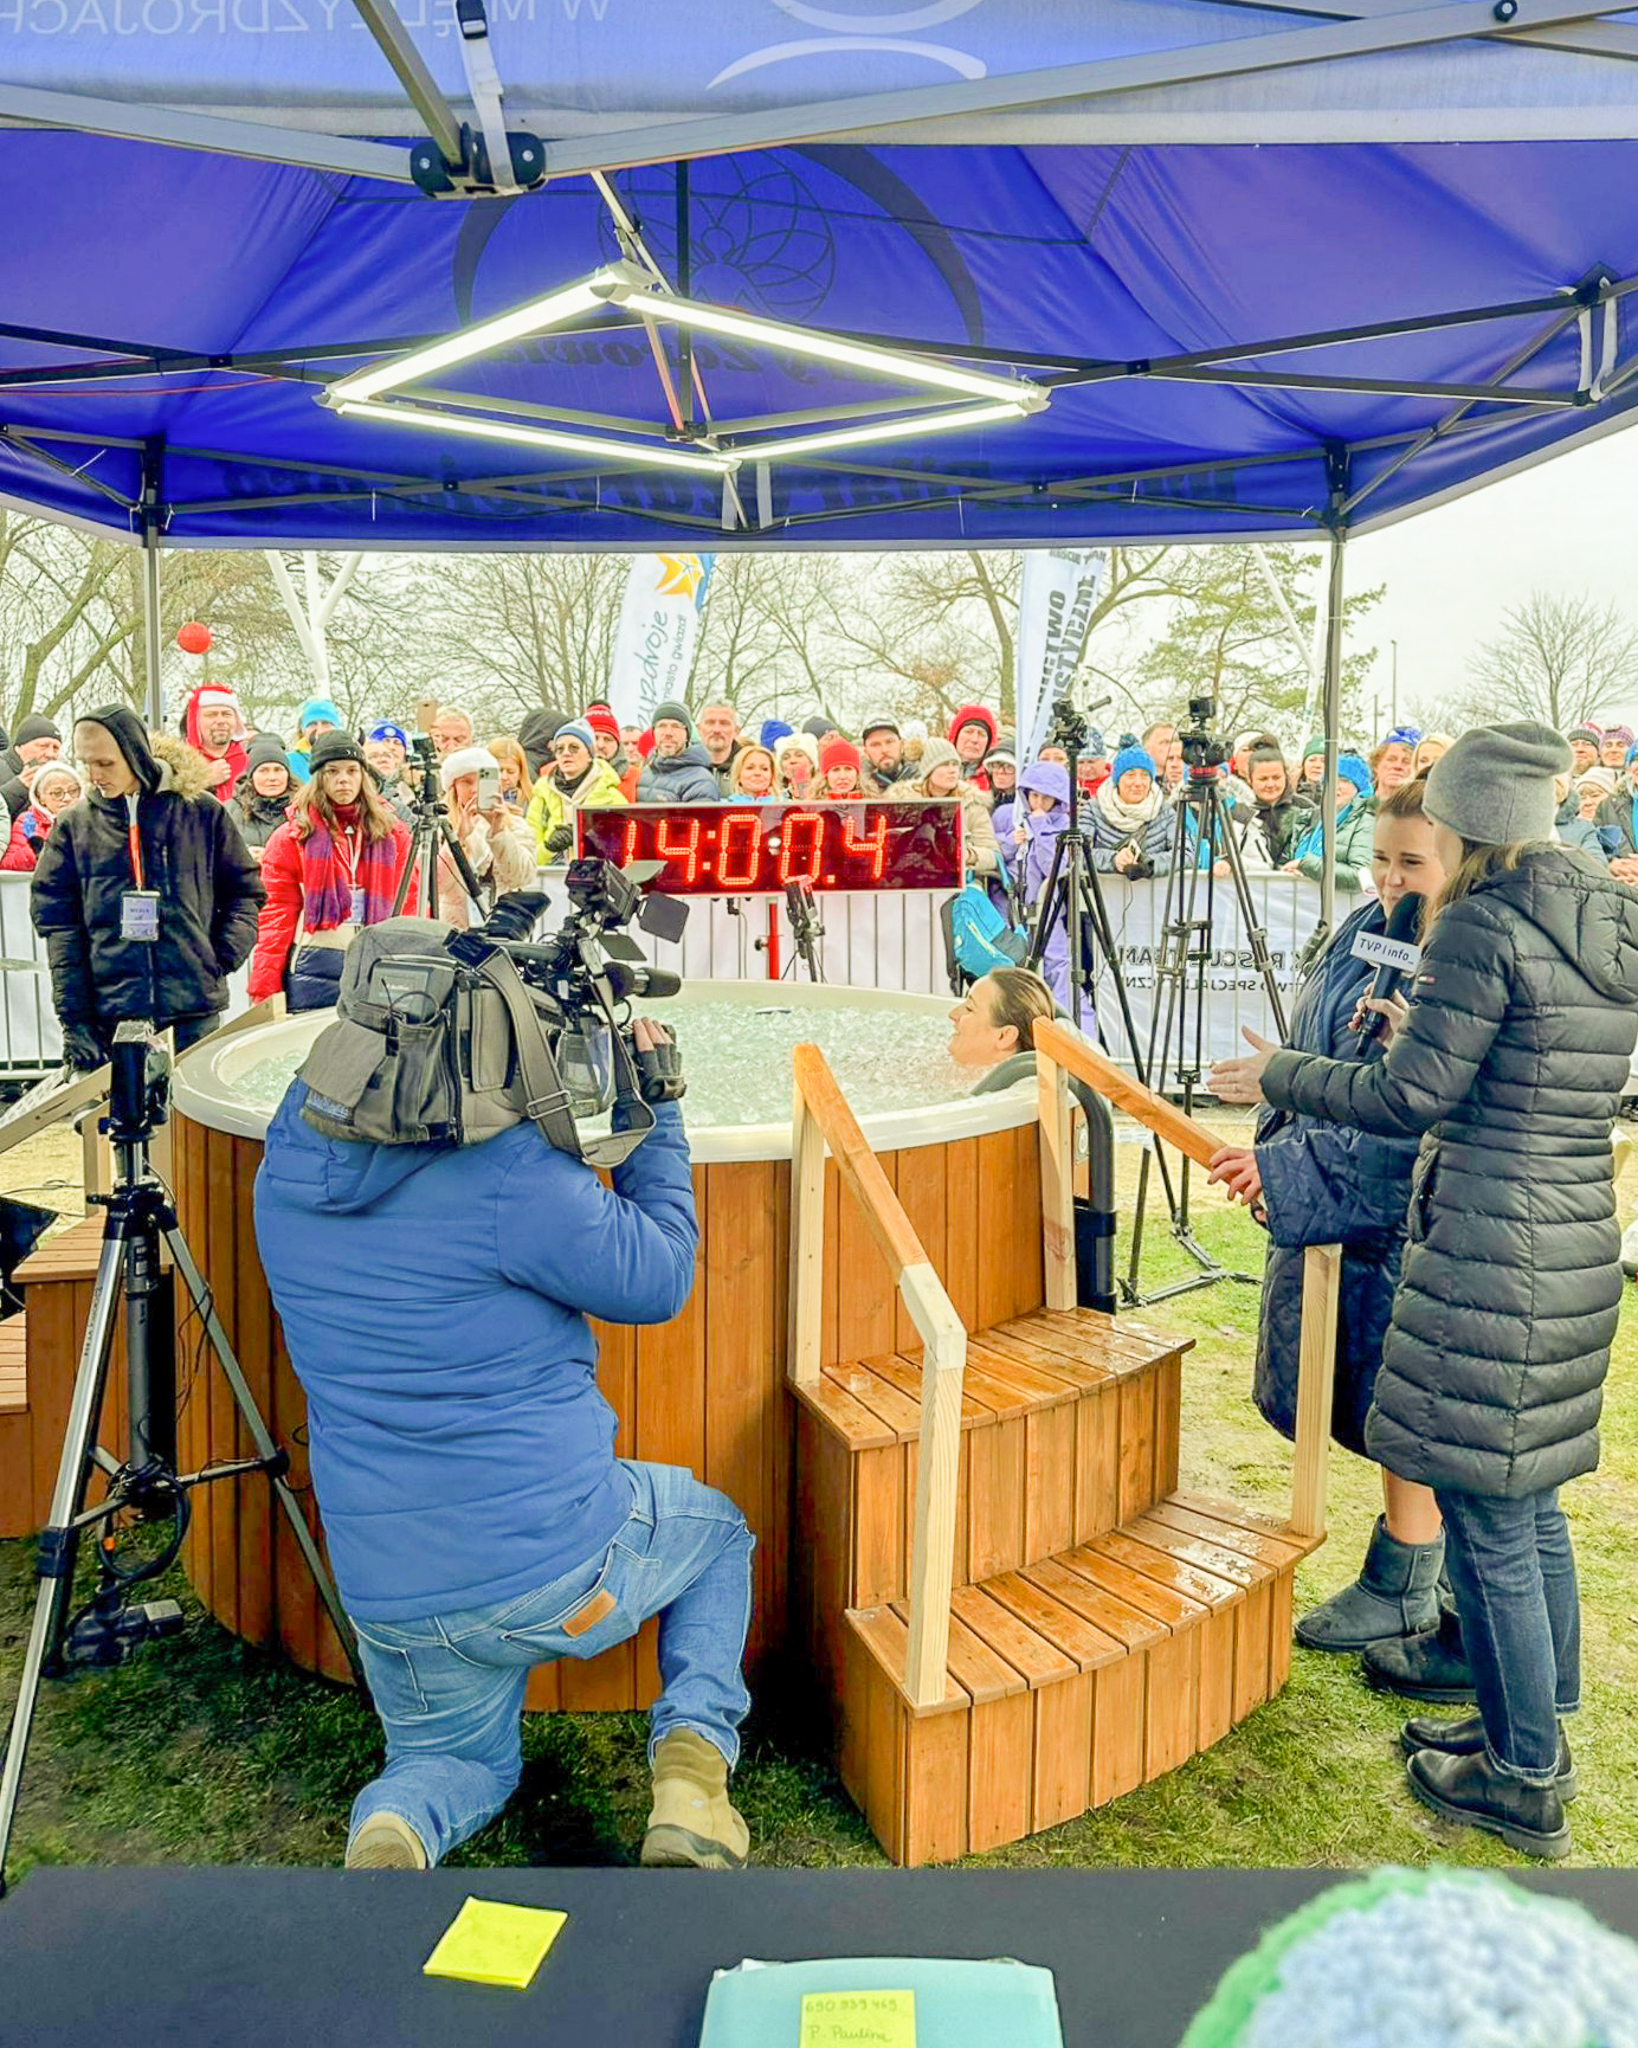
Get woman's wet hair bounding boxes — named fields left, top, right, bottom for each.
left=983, top=967, right=1057, bottom=1052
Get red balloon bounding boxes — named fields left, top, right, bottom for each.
left=176, top=621, right=212, bottom=655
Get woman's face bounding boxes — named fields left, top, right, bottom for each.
left=321, top=761, right=363, bottom=806
left=1430, top=818, right=1465, bottom=878
left=362, top=740, right=401, bottom=780
left=1413, top=739, right=1448, bottom=774
left=1375, top=743, right=1415, bottom=793
left=1036, top=745, right=1068, bottom=767
left=35, top=770, right=79, bottom=816
left=783, top=754, right=812, bottom=793
left=497, top=757, right=521, bottom=795
left=738, top=753, right=773, bottom=795
left=825, top=766, right=860, bottom=796
left=251, top=762, right=290, bottom=799
left=1116, top=768, right=1152, bottom=806
left=1026, top=789, right=1057, bottom=815
left=450, top=771, right=479, bottom=811
left=1578, top=783, right=1605, bottom=821
left=1334, top=776, right=1361, bottom=811
left=926, top=763, right=961, bottom=797
left=989, top=760, right=1016, bottom=792
left=554, top=737, right=593, bottom=780
left=947, top=975, right=1017, bottom=1069
left=1303, top=752, right=1326, bottom=784
left=1371, top=813, right=1448, bottom=916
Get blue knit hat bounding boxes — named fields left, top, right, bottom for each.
left=365, top=720, right=409, bottom=749
left=554, top=719, right=597, bottom=758
left=1336, top=751, right=1373, bottom=799
left=1627, top=739, right=1638, bottom=766
left=297, top=696, right=343, bottom=733
left=1110, top=744, right=1156, bottom=785
left=760, top=718, right=794, bottom=748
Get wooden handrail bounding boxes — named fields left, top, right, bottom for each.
left=1033, top=1017, right=1338, bottom=1543
left=788, top=1043, right=966, bottom=1708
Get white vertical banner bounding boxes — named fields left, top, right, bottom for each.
left=1014, top=546, right=1108, bottom=760
left=606, top=553, right=714, bottom=727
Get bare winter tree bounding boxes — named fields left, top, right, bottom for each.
left=408, top=553, right=627, bottom=728
left=1455, top=591, right=1638, bottom=732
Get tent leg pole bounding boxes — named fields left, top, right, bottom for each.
left=141, top=514, right=163, bottom=730
left=1320, top=530, right=1346, bottom=944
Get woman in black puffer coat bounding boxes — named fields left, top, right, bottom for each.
left=1212, top=723, right=1638, bottom=1863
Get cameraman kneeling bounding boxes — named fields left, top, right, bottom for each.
left=254, top=989, right=752, bottom=1873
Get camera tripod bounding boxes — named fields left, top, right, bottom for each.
left=783, top=879, right=826, bottom=984
left=0, top=1025, right=361, bottom=1898
left=393, top=734, right=486, bottom=920
left=1125, top=737, right=1291, bottom=1305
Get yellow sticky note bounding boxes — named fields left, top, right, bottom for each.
left=422, top=1897, right=568, bottom=1989
left=799, top=1987, right=916, bottom=2048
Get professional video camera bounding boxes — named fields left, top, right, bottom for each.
left=300, top=857, right=690, bottom=1168
left=456, top=858, right=690, bottom=1112
left=1179, top=692, right=1228, bottom=774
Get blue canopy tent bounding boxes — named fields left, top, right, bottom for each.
left=2, top=0, right=1638, bottom=927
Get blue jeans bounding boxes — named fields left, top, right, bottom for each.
left=1434, top=1486, right=1580, bottom=1785
left=347, top=1460, right=753, bottom=1866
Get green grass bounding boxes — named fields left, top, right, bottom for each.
left=4, top=1196, right=1637, bottom=1877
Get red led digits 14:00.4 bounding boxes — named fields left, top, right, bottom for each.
left=579, top=801, right=964, bottom=895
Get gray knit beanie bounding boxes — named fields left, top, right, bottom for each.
left=1423, top=722, right=1571, bottom=846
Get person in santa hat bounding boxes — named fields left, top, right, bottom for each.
left=182, top=682, right=249, bottom=801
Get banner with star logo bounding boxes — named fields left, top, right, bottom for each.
left=607, top=554, right=716, bottom=730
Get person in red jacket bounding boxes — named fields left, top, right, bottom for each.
left=0, top=761, right=83, bottom=871
left=249, top=730, right=416, bottom=1012
left=949, top=704, right=998, bottom=796
left=182, top=683, right=249, bottom=801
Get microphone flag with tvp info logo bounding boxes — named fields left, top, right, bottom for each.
left=1349, top=893, right=1423, bottom=1044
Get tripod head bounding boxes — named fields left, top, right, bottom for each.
left=1179, top=693, right=1229, bottom=777
left=105, top=1022, right=170, bottom=1148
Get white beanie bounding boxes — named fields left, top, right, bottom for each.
left=439, top=745, right=496, bottom=791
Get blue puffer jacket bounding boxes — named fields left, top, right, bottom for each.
left=253, top=1085, right=699, bottom=1621
left=1252, top=899, right=1420, bottom=1456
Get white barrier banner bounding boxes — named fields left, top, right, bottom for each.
left=1015, top=546, right=1107, bottom=762
left=605, top=554, right=714, bottom=729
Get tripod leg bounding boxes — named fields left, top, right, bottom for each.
left=161, top=1224, right=367, bottom=1697
left=0, top=1232, right=126, bottom=1894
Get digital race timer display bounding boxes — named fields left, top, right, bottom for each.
left=577, top=801, right=965, bottom=895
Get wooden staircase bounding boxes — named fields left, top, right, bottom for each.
left=788, top=1027, right=1341, bottom=1866
left=0, top=1213, right=165, bottom=1538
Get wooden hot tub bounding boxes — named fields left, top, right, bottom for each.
left=167, top=984, right=1044, bottom=1713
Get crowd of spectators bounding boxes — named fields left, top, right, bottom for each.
left=9, top=680, right=1638, bottom=1031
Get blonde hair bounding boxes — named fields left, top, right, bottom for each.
left=1431, top=836, right=1534, bottom=921
left=730, top=744, right=777, bottom=794
left=983, top=967, right=1056, bottom=1052
left=486, top=736, right=530, bottom=793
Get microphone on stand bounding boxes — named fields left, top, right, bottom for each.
left=1349, top=891, right=1424, bottom=1043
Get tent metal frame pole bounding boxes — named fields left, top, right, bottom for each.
left=349, top=0, right=465, bottom=171
left=1207, top=0, right=1638, bottom=65
left=140, top=446, right=164, bottom=729
left=1319, top=522, right=1348, bottom=946
left=0, top=84, right=410, bottom=183
left=532, top=0, right=1637, bottom=179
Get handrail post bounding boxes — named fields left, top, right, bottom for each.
left=1289, top=1242, right=1342, bottom=1538
left=787, top=1066, right=825, bottom=1386
left=902, top=1263, right=964, bottom=1708
left=1036, top=1042, right=1077, bottom=1311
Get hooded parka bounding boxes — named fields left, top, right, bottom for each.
left=1263, top=847, right=1638, bottom=1498
left=31, top=709, right=264, bottom=1042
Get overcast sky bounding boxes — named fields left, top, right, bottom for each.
left=1348, top=429, right=1638, bottom=734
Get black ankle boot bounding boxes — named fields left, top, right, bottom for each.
left=1406, top=1748, right=1571, bottom=1859
left=1362, top=1603, right=1475, bottom=1702
left=1400, top=1713, right=1576, bottom=1802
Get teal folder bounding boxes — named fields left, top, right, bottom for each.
left=697, top=1955, right=1063, bottom=2046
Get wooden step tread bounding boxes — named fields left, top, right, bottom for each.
left=0, top=1313, right=26, bottom=1412
left=798, top=1307, right=1193, bottom=1450
left=14, top=1212, right=108, bottom=1283
left=849, top=1491, right=1321, bottom=1714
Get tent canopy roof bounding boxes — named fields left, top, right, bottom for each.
left=2, top=0, right=1637, bottom=550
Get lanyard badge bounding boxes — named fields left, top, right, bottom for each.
left=121, top=891, right=161, bottom=943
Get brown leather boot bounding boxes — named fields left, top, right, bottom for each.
left=640, top=1729, right=750, bottom=1870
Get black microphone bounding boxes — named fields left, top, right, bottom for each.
left=1349, top=891, right=1423, bottom=1043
